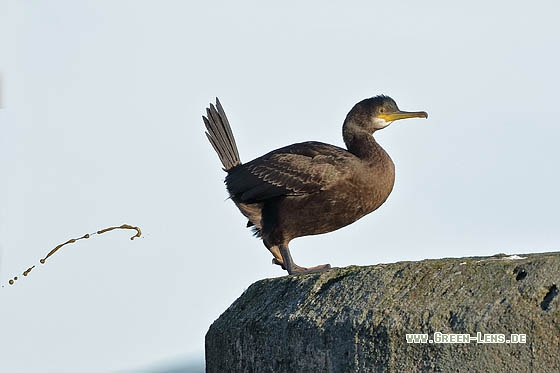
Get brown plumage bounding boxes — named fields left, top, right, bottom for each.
left=203, top=96, right=427, bottom=274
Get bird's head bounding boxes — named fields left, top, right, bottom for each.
left=344, top=95, right=428, bottom=134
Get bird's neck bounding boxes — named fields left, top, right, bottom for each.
left=343, top=122, right=385, bottom=161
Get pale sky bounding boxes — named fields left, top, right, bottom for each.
left=1, top=1, right=559, bottom=372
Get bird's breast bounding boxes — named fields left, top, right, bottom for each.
left=338, top=157, right=395, bottom=218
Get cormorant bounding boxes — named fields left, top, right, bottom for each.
left=203, top=96, right=427, bottom=275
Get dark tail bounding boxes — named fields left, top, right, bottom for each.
left=203, top=98, right=241, bottom=171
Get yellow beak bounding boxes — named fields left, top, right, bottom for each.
left=379, top=110, right=428, bottom=122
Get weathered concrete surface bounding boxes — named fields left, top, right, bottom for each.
left=206, top=252, right=560, bottom=372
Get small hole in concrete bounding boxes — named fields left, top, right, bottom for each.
left=540, top=284, right=558, bottom=311
left=515, top=269, right=527, bottom=281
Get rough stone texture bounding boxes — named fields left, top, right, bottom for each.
left=206, top=252, right=560, bottom=372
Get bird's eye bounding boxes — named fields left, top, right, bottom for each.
left=379, top=108, right=385, bottom=113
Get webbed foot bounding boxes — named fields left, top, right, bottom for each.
left=278, top=244, right=332, bottom=275
left=289, top=263, right=331, bottom=275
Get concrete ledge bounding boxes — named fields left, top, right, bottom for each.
left=206, top=252, right=560, bottom=372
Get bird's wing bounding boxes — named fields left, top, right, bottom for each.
left=226, top=142, right=355, bottom=203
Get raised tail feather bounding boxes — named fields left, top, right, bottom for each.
left=203, top=98, right=241, bottom=171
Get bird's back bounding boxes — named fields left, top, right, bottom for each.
left=226, top=141, right=357, bottom=203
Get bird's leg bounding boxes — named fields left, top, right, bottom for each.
left=279, top=244, right=331, bottom=275
left=263, top=241, right=286, bottom=270
left=270, top=247, right=286, bottom=270
left=272, top=257, right=285, bottom=269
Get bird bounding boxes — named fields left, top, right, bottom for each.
left=203, top=95, right=427, bottom=275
